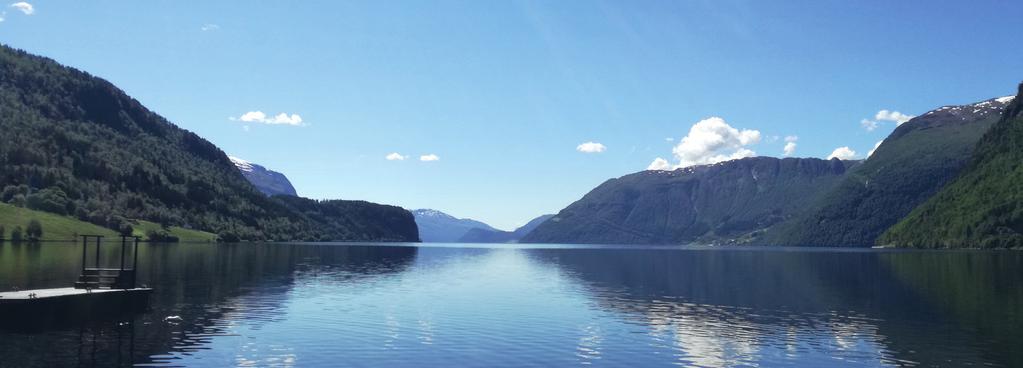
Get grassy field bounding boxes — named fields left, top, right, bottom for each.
left=0, top=202, right=216, bottom=242
left=130, top=220, right=217, bottom=243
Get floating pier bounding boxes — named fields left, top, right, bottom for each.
left=0, top=235, right=152, bottom=330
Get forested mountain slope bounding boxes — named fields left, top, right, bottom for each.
left=762, top=96, right=1010, bottom=246
left=521, top=157, right=853, bottom=245
left=0, top=44, right=417, bottom=242
left=880, top=85, right=1023, bottom=248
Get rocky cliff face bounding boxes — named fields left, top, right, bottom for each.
left=521, top=157, right=854, bottom=245
left=229, top=156, right=298, bottom=197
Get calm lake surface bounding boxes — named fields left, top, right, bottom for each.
left=0, top=242, right=1020, bottom=367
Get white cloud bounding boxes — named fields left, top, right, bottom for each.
left=420, top=154, right=440, bottom=162
left=242, top=125, right=250, bottom=132
left=647, top=157, right=671, bottom=171
left=576, top=142, right=607, bottom=153
left=867, top=140, right=884, bottom=157
left=781, top=136, right=798, bottom=156
left=827, top=146, right=857, bottom=160
left=875, top=110, right=914, bottom=125
left=201, top=24, right=220, bottom=31
left=234, top=111, right=304, bottom=126
left=665, top=137, right=674, bottom=142
left=10, top=2, right=32, bottom=15
left=860, top=119, right=879, bottom=131
left=668, top=117, right=760, bottom=168
left=861, top=109, right=914, bottom=131
left=783, top=143, right=797, bottom=156
left=0, top=12, right=5, bottom=22
left=385, top=152, right=407, bottom=161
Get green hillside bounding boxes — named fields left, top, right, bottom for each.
left=0, top=202, right=118, bottom=241
left=763, top=96, right=1007, bottom=246
left=0, top=202, right=216, bottom=242
left=0, top=44, right=418, bottom=242
left=880, top=85, right=1023, bottom=248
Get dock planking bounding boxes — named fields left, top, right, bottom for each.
left=0, top=287, right=152, bottom=302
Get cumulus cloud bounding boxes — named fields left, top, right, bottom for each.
left=420, top=154, right=440, bottom=162
left=827, top=146, right=857, bottom=160
left=670, top=117, right=760, bottom=168
left=861, top=109, right=914, bottom=131
left=646, top=117, right=761, bottom=170
left=783, top=136, right=798, bottom=156
left=10, top=2, right=32, bottom=15
left=233, top=111, right=304, bottom=126
left=576, top=142, right=607, bottom=153
left=875, top=110, right=914, bottom=125
left=201, top=24, right=220, bottom=31
left=647, top=157, right=671, bottom=171
left=385, top=152, right=407, bottom=161
left=867, top=140, right=884, bottom=158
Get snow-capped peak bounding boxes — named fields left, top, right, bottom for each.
left=995, top=95, right=1016, bottom=104
left=229, top=155, right=254, bottom=172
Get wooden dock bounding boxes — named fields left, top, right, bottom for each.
left=0, top=287, right=152, bottom=303
left=0, top=235, right=153, bottom=331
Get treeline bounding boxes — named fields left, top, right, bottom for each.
left=0, top=219, right=43, bottom=243
left=0, top=45, right=418, bottom=242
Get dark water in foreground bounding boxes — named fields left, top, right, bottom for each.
left=0, top=242, right=1021, bottom=367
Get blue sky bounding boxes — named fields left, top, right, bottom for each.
left=1, top=1, right=1020, bottom=230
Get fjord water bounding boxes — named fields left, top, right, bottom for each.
left=0, top=243, right=1020, bottom=367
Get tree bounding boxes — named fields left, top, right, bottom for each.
left=25, top=219, right=42, bottom=241
left=10, top=226, right=22, bottom=243
left=0, top=225, right=5, bottom=241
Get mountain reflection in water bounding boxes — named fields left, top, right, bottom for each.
left=0, top=243, right=1019, bottom=367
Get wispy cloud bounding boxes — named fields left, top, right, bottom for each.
left=10, top=2, right=32, bottom=15
left=201, top=24, right=220, bottom=32
left=231, top=111, right=304, bottom=126
left=419, top=154, right=440, bottom=162
left=385, top=152, right=407, bottom=161
left=576, top=141, right=607, bottom=153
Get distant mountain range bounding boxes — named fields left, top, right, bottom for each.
left=412, top=209, right=552, bottom=243
left=525, top=90, right=1022, bottom=249
left=229, top=156, right=298, bottom=197
left=459, top=214, right=554, bottom=243
left=0, top=44, right=418, bottom=242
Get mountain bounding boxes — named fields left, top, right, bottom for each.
left=762, top=96, right=1011, bottom=246
left=412, top=209, right=497, bottom=242
left=521, top=157, right=854, bottom=245
left=458, top=214, right=554, bottom=243
left=879, top=85, right=1023, bottom=248
left=0, top=44, right=418, bottom=242
left=229, top=156, right=298, bottom=197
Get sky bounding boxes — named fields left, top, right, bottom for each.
left=1, top=1, right=1021, bottom=230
